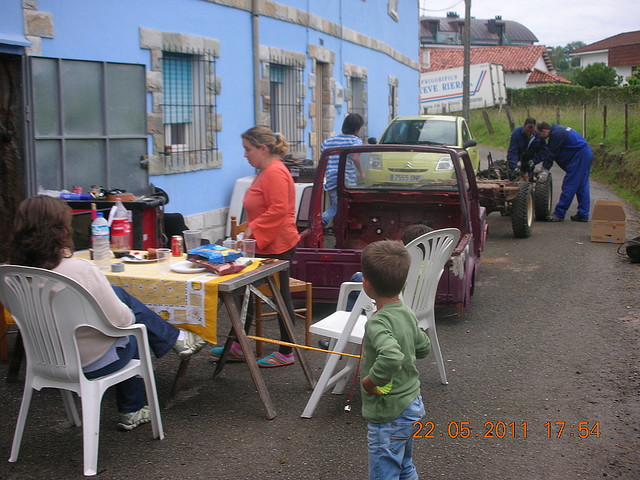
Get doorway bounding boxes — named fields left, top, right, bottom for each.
left=0, top=53, right=25, bottom=261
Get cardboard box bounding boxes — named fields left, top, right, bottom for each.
left=590, top=200, right=626, bottom=243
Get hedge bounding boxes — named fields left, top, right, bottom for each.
left=508, top=84, right=640, bottom=107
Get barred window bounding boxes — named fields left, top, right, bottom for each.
left=349, top=76, right=368, bottom=138
left=162, top=51, right=218, bottom=169
left=269, top=63, right=304, bottom=154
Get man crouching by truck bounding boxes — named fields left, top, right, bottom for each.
left=534, top=121, right=593, bottom=223
left=507, top=117, right=545, bottom=175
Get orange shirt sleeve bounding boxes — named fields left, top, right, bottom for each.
left=243, top=161, right=300, bottom=254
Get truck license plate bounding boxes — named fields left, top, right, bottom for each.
left=390, top=174, right=422, bottom=182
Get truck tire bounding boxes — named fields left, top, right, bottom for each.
left=511, top=181, right=534, bottom=238
left=534, top=173, right=553, bottom=221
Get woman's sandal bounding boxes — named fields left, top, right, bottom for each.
left=257, top=352, right=295, bottom=368
left=209, top=345, right=245, bottom=362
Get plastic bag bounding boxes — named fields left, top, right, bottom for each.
left=187, top=244, right=242, bottom=264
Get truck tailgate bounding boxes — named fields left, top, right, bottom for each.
left=291, top=248, right=362, bottom=302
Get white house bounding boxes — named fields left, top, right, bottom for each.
left=570, top=31, right=640, bottom=84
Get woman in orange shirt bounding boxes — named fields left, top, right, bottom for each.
left=211, top=125, right=300, bottom=367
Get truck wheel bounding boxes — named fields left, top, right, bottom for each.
left=511, top=181, right=534, bottom=238
left=534, top=172, right=553, bottom=221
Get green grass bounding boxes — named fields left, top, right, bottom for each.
left=469, top=106, right=640, bottom=209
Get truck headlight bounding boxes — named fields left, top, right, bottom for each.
left=368, top=154, right=382, bottom=170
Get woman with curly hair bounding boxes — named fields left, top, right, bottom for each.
left=8, top=195, right=206, bottom=430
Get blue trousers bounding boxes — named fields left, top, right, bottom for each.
left=553, top=146, right=593, bottom=219
left=321, top=188, right=338, bottom=226
left=367, top=395, right=425, bottom=480
left=84, top=286, right=179, bottom=413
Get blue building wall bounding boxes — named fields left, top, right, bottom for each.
left=2, top=0, right=419, bottom=237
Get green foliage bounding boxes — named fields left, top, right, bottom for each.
left=508, top=84, right=640, bottom=107
left=574, top=62, right=619, bottom=88
left=564, top=41, right=586, bottom=53
left=626, top=70, right=640, bottom=86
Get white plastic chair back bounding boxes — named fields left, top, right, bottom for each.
left=0, top=265, right=164, bottom=476
left=301, top=283, right=375, bottom=418
left=402, top=228, right=460, bottom=384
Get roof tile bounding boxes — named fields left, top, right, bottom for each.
left=422, top=45, right=550, bottom=73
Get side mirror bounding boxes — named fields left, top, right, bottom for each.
left=463, top=139, right=477, bottom=149
left=367, top=137, right=377, bottom=144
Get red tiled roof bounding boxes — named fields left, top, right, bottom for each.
left=571, top=31, right=640, bottom=53
left=527, top=69, right=571, bottom=85
left=422, top=45, right=551, bottom=73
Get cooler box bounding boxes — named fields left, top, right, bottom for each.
left=590, top=200, right=626, bottom=244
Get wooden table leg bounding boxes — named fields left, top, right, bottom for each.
left=267, top=275, right=316, bottom=389
left=169, top=357, right=191, bottom=401
left=219, top=290, right=277, bottom=420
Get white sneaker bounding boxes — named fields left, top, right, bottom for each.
left=117, top=406, right=151, bottom=431
left=173, top=330, right=208, bottom=359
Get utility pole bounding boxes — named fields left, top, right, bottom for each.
left=462, top=0, right=471, bottom=121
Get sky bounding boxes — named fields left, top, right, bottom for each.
left=419, top=0, right=640, bottom=47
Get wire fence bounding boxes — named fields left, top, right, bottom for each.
left=473, top=103, right=640, bottom=152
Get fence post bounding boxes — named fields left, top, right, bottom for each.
left=582, top=105, right=587, bottom=139
left=556, top=107, right=560, bottom=124
left=603, top=105, right=607, bottom=142
left=482, top=109, right=494, bottom=134
left=505, top=105, right=515, bottom=131
left=624, top=103, right=628, bottom=151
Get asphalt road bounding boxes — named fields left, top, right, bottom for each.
left=1, top=147, right=639, bottom=479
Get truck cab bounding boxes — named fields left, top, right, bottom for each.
left=291, top=143, right=487, bottom=312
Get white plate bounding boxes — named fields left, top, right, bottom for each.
left=122, top=251, right=157, bottom=263
left=170, top=260, right=207, bottom=274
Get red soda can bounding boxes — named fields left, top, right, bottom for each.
left=171, top=235, right=183, bottom=256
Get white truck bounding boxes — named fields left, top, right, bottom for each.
left=420, top=62, right=507, bottom=114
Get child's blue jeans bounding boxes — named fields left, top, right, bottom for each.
left=367, top=394, right=425, bottom=480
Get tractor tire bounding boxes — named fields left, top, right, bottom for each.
left=534, top=172, right=553, bottom=221
left=511, top=181, right=534, bottom=238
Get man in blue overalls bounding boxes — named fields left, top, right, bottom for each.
left=535, top=122, right=593, bottom=222
left=507, top=117, right=544, bottom=173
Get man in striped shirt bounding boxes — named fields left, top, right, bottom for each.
left=321, top=113, right=364, bottom=226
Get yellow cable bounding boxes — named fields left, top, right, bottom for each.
left=246, top=335, right=361, bottom=359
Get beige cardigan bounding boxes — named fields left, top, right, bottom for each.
left=54, top=257, right=134, bottom=365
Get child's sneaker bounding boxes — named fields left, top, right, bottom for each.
left=257, top=351, right=295, bottom=368
left=117, top=406, right=151, bottom=431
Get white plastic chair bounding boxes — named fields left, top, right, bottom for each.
left=301, top=228, right=460, bottom=418
left=403, top=228, right=460, bottom=385
left=0, top=265, right=164, bottom=476
left=301, top=283, right=375, bottom=418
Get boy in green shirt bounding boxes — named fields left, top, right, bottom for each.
left=360, top=240, right=431, bottom=480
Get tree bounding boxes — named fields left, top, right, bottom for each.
left=574, top=62, right=619, bottom=88
left=626, top=70, right=640, bottom=86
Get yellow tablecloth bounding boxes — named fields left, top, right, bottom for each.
left=105, top=255, right=260, bottom=345
left=2, top=255, right=260, bottom=344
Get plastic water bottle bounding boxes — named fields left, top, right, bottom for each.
left=91, top=212, right=111, bottom=270
left=110, top=200, right=132, bottom=252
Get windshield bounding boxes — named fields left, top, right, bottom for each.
left=379, top=119, right=457, bottom=146
left=342, top=151, right=460, bottom=192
